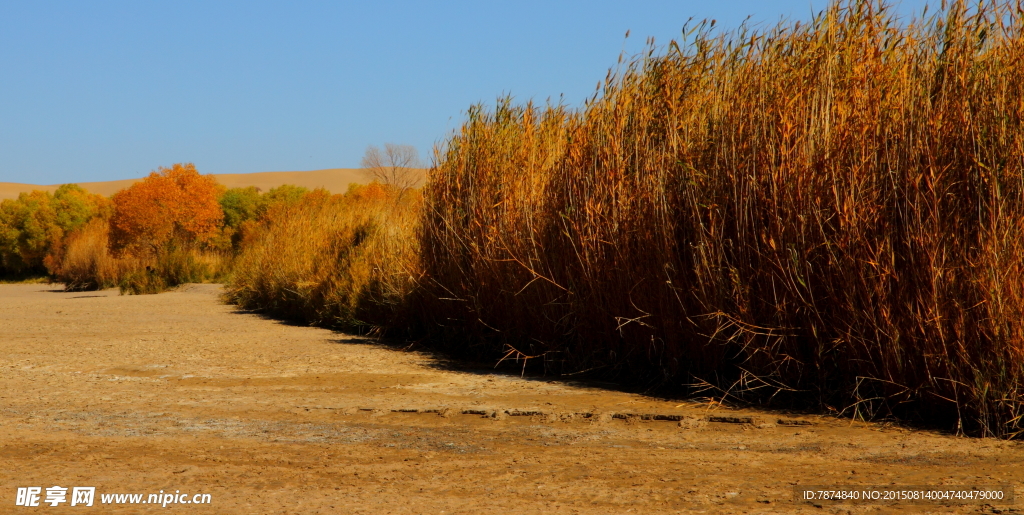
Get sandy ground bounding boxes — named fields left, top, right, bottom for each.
left=1, top=283, right=1021, bottom=514
left=0, top=167, right=427, bottom=200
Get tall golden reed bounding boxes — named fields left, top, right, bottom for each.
left=47, top=218, right=143, bottom=291
left=226, top=186, right=422, bottom=332
left=421, top=0, right=1024, bottom=436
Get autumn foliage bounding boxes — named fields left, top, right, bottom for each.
left=0, top=184, right=111, bottom=276
left=226, top=183, right=420, bottom=330
left=110, top=163, right=223, bottom=256
left=47, top=218, right=141, bottom=291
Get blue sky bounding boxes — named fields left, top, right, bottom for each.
left=0, top=1, right=930, bottom=184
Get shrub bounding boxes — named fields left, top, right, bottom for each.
left=48, top=218, right=139, bottom=291
left=106, top=163, right=226, bottom=293
left=218, top=184, right=310, bottom=251
left=259, top=184, right=308, bottom=211
left=110, top=163, right=223, bottom=257
left=0, top=185, right=109, bottom=277
left=219, top=186, right=262, bottom=230
left=226, top=185, right=420, bottom=332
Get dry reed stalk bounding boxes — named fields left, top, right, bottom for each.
left=422, top=0, right=1024, bottom=436
left=226, top=186, right=422, bottom=332
left=48, top=218, right=146, bottom=291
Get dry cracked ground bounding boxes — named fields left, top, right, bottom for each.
left=1, top=283, right=1022, bottom=514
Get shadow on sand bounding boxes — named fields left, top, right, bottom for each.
left=228, top=304, right=837, bottom=424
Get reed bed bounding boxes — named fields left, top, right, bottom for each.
left=48, top=218, right=231, bottom=293
left=226, top=186, right=422, bottom=332
left=421, top=0, right=1024, bottom=436
left=47, top=218, right=140, bottom=291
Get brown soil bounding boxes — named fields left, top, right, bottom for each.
left=1, top=283, right=1021, bottom=514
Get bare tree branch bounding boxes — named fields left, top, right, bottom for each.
left=361, top=143, right=422, bottom=193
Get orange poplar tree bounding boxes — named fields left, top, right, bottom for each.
left=109, top=163, right=224, bottom=256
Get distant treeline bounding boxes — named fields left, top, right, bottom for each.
left=0, top=163, right=355, bottom=293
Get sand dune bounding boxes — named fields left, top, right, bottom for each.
left=0, top=167, right=426, bottom=201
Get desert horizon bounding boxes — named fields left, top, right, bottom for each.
left=0, top=166, right=428, bottom=200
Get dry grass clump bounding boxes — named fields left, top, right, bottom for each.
left=116, top=248, right=231, bottom=295
left=422, top=0, right=1024, bottom=436
left=226, top=184, right=421, bottom=332
left=48, top=218, right=230, bottom=293
left=47, top=218, right=139, bottom=290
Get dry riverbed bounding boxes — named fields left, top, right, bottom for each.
left=1, top=283, right=1021, bottom=514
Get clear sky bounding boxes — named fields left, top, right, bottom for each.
left=0, top=1, right=930, bottom=184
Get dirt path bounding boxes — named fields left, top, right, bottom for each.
left=1, top=283, right=1021, bottom=514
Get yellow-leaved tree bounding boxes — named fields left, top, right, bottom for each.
left=0, top=184, right=111, bottom=277
left=110, top=163, right=223, bottom=256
